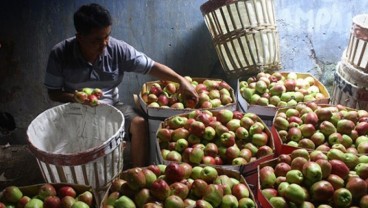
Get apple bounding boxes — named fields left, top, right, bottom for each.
left=221, top=194, right=238, bottom=208
left=82, top=87, right=93, bottom=95
left=76, top=191, right=93, bottom=207
left=126, top=168, right=146, bottom=191
left=58, top=186, right=77, bottom=198
left=346, top=177, right=367, bottom=199
left=92, top=88, right=103, bottom=99
left=170, top=182, right=189, bottom=199
left=133, top=189, right=151, bottom=208
left=150, top=179, right=171, bottom=201
left=175, top=138, right=188, bottom=152
left=74, top=91, right=88, bottom=103
left=274, top=162, right=291, bottom=177
left=171, top=102, right=185, bottom=109
left=165, top=162, right=186, bottom=183
left=38, top=183, right=57, bottom=200
left=60, top=196, right=76, bottom=208
left=333, top=188, right=352, bottom=207
left=2, top=186, right=23, bottom=203
left=103, top=192, right=120, bottom=206
left=168, top=116, right=187, bottom=129
left=202, top=184, right=224, bottom=207
left=199, top=166, right=218, bottom=183
left=231, top=183, right=250, bottom=200
left=238, top=198, right=256, bottom=208
left=165, top=150, right=182, bottom=162
left=171, top=128, right=189, bottom=142
left=164, top=195, right=184, bottom=208
left=114, top=196, right=135, bottom=208
left=147, top=165, right=162, bottom=177
left=189, top=147, right=204, bottom=165
left=302, top=161, right=323, bottom=183
left=202, top=155, right=216, bottom=165
left=216, top=109, right=233, bottom=124
left=142, top=168, right=157, bottom=188
left=16, top=196, right=31, bottom=208
left=44, top=196, right=61, bottom=208
left=310, top=180, right=334, bottom=202
left=260, top=166, right=277, bottom=189
left=190, top=179, right=208, bottom=198
left=25, top=198, right=44, bottom=208
left=284, top=183, right=307, bottom=205
left=157, top=128, right=173, bottom=142
left=190, top=121, right=205, bottom=137
left=164, top=82, right=177, bottom=94
left=157, top=94, right=169, bottom=106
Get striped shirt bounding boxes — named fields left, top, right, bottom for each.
left=44, top=36, right=154, bottom=105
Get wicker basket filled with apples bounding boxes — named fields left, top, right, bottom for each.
left=272, top=102, right=368, bottom=155
left=101, top=162, right=258, bottom=208
left=139, top=76, right=236, bottom=110
left=0, top=183, right=96, bottom=208
left=258, top=148, right=368, bottom=208
left=156, top=109, right=275, bottom=172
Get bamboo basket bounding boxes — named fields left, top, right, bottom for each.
left=331, top=61, right=368, bottom=110
left=345, top=14, right=368, bottom=73
left=200, top=0, right=281, bottom=78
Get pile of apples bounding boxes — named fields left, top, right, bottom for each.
left=74, top=87, right=103, bottom=106
left=102, top=162, right=256, bottom=208
left=157, top=109, right=274, bottom=166
left=141, top=76, right=234, bottom=109
left=239, top=72, right=327, bottom=107
left=0, top=183, right=94, bottom=208
left=273, top=102, right=368, bottom=153
left=259, top=148, right=368, bottom=207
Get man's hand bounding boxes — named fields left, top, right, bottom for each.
left=148, top=62, right=199, bottom=106
left=178, top=77, right=199, bottom=107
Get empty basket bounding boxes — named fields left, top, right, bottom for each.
left=27, top=103, right=125, bottom=201
left=200, top=0, right=281, bottom=78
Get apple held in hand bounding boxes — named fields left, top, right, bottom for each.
left=74, top=91, right=89, bottom=104
left=75, top=87, right=103, bottom=106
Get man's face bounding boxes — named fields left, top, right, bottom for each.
left=77, top=26, right=112, bottom=60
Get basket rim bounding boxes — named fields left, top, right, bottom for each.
left=26, top=103, right=125, bottom=166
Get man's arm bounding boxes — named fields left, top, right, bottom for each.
left=148, top=62, right=199, bottom=102
left=48, top=89, right=76, bottom=103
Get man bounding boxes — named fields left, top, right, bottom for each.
left=44, top=3, right=198, bottom=167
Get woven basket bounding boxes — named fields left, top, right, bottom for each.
left=200, top=0, right=281, bottom=78
left=345, top=14, right=368, bottom=73
left=27, top=103, right=125, bottom=202
left=331, top=62, right=368, bottom=110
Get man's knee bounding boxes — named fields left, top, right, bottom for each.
left=130, top=116, right=147, bottom=133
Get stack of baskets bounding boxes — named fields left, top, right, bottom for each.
left=332, top=14, right=368, bottom=110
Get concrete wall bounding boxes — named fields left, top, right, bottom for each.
left=0, top=0, right=367, bottom=134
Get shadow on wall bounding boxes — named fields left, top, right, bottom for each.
left=0, top=40, right=22, bottom=104
left=165, top=22, right=228, bottom=80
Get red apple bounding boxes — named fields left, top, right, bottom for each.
left=44, top=196, right=61, bottom=208
left=58, top=186, right=76, bottom=198
left=165, top=162, right=186, bottom=183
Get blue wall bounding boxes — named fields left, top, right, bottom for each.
left=1, top=0, right=368, bottom=129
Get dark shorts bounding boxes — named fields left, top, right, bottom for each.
left=114, top=102, right=145, bottom=141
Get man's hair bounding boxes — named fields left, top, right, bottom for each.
left=73, top=3, right=112, bottom=35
